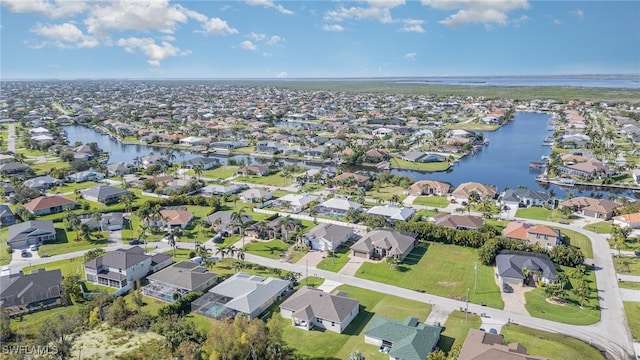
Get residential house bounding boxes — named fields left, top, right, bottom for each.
left=364, top=316, right=441, bottom=360
left=0, top=204, right=16, bottom=226
left=502, top=221, right=562, bottom=249
left=0, top=162, right=30, bottom=176
left=182, top=157, right=220, bottom=170
left=23, top=195, right=76, bottom=216
left=256, top=141, right=286, bottom=154
left=146, top=208, right=194, bottom=229
left=350, top=229, right=417, bottom=261
left=7, top=220, right=56, bottom=248
left=144, top=261, right=218, bottom=302
left=23, top=175, right=60, bottom=191
left=366, top=205, right=415, bottom=222
left=333, top=172, right=371, bottom=188
left=433, top=214, right=484, bottom=230
left=400, top=151, right=446, bottom=163
left=458, top=329, right=547, bottom=360
left=613, top=212, right=640, bottom=229
left=501, top=188, right=554, bottom=209
left=303, top=223, right=354, bottom=251
left=557, top=158, right=614, bottom=179
left=106, top=161, right=135, bottom=176
left=560, top=197, right=621, bottom=220
left=280, top=286, right=360, bottom=333
left=276, top=193, right=319, bottom=213
left=496, top=251, right=557, bottom=286
left=314, top=197, right=363, bottom=216
left=239, top=188, right=273, bottom=203
left=408, top=180, right=451, bottom=196
left=140, top=154, right=162, bottom=169
left=81, top=184, right=132, bottom=204
left=451, top=182, right=497, bottom=202
left=210, top=140, right=247, bottom=151
left=0, top=154, right=15, bottom=164
left=0, top=269, right=62, bottom=316
left=81, top=212, right=127, bottom=231
left=245, top=216, right=301, bottom=241
left=236, top=165, right=270, bottom=176
left=66, top=168, right=106, bottom=183
left=84, top=246, right=166, bottom=296
left=204, top=211, right=253, bottom=235
left=364, top=149, right=388, bottom=163
left=201, top=184, right=245, bottom=196
left=191, top=272, right=291, bottom=319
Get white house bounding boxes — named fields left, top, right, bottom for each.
left=303, top=223, right=354, bottom=251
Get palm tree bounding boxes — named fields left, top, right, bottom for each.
left=166, top=227, right=181, bottom=256
left=521, top=266, right=531, bottom=286
left=215, top=246, right=228, bottom=261
left=119, top=193, right=136, bottom=214
left=280, top=216, right=297, bottom=244
left=230, top=208, right=248, bottom=248
left=193, top=164, right=204, bottom=180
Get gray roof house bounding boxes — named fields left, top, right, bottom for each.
left=239, top=188, right=273, bottom=203
left=364, top=316, right=441, bottom=360
left=315, top=197, right=363, bottom=215
left=496, top=251, right=557, bottom=286
left=501, top=188, right=553, bottom=208
left=67, top=168, right=106, bottom=183
left=182, top=157, right=220, bottom=170
left=23, top=175, right=60, bottom=190
left=350, top=229, right=417, bottom=261
left=303, top=223, right=354, bottom=251
left=201, top=184, right=245, bottom=196
left=192, top=272, right=291, bottom=319
left=144, top=261, right=218, bottom=302
left=0, top=269, right=62, bottom=315
left=280, top=286, right=360, bottom=333
left=366, top=205, right=415, bottom=221
left=80, top=212, right=126, bottom=231
left=81, top=184, right=131, bottom=204
left=0, top=204, right=16, bottom=226
left=7, top=220, right=56, bottom=248
left=204, top=210, right=253, bottom=235
left=106, top=161, right=134, bottom=176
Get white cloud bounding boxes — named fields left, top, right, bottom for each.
left=266, top=35, right=282, bottom=46
left=30, top=22, right=99, bottom=48
left=400, top=19, right=425, bottom=33
left=276, top=71, right=288, bottom=78
left=569, top=9, right=584, bottom=20
left=2, top=0, right=89, bottom=18
left=421, top=0, right=529, bottom=28
left=201, top=17, right=238, bottom=35
left=249, top=32, right=266, bottom=41
left=405, top=52, right=417, bottom=60
left=324, top=0, right=404, bottom=23
left=554, top=19, right=562, bottom=25
left=367, top=0, right=405, bottom=9
left=246, top=0, right=294, bottom=15
left=240, top=40, right=257, bottom=51
left=321, top=24, right=345, bottom=32
left=116, top=37, right=189, bottom=66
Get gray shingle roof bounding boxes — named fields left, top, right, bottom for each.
left=496, top=251, right=557, bottom=282
left=147, top=261, right=217, bottom=291
left=209, top=272, right=289, bottom=315
left=280, top=286, right=359, bottom=323
left=84, top=246, right=149, bottom=270
left=8, top=220, right=55, bottom=244
left=0, top=269, right=62, bottom=308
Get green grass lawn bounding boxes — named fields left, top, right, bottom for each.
left=236, top=172, right=298, bottom=187
left=515, top=207, right=551, bottom=221
left=437, top=310, right=482, bottom=353
left=0, top=228, right=11, bottom=265
left=560, top=227, right=593, bottom=258
left=583, top=221, right=613, bottom=234
left=317, top=247, right=351, bottom=272
left=501, top=323, right=604, bottom=359
left=524, top=266, right=600, bottom=325
left=356, top=242, right=504, bottom=309
left=365, top=186, right=406, bottom=202
left=390, top=158, right=451, bottom=171
left=23, top=256, right=86, bottom=276
left=9, top=304, right=84, bottom=344
left=623, top=302, right=640, bottom=341
left=281, top=284, right=432, bottom=360
left=244, top=239, right=291, bottom=259
left=198, top=165, right=240, bottom=179
left=413, top=196, right=450, bottom=208
left=37, top=228, right=108, bottom=257
left=49, top=181, right=100, bottom=195
left=618, top=280, right=640, bottom=290
left=613, top=256, right=640, bottom=275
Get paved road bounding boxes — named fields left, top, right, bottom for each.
left=7, top=123, right=16, bottom=152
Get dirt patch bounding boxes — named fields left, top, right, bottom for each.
left=545, top=297, right=566, bottom=306
left=71, top=325, right=164, bottom=359
left=437, top=281, right=461, bottom=287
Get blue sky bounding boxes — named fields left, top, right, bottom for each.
left=1, top=1, right=638, bottom=79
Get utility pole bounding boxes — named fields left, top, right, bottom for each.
left=474, top=262, right=478, bottom=294
left=465, top=288, right=470, bottom=323
left=305, top=259, right=308, bottom=286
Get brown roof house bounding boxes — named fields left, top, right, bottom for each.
left=502, top=221, right=562, bottom=249
left=24, top=195, right=76, bottom=216
left=452, top=182, right=497, bottom=202
left=350, top=229, right=417, bottom=261
left=433, top=214, right=484, bottom=230
left=279, top=286, right=360, bottom=333
left=458, top=329, right=547, bottom=360
left=560, top=196, right=621, bottom=220
left=409, top=180, right=451, bottom=196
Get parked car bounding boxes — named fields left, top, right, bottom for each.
left=502, top=283, right=513, bottom=293
left=489, top=328, right=498, bottom=334
left=128, top=239, right=141, bottom=245
left=21, top=250, right=29, bottom=257
left=30, top=245, right=38, bottom=251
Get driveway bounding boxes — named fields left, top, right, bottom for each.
left=338, top=256, right=365, bottom=276
left=295, top=249, right=325, bottom=267
left=108, top=230, right=123, bottom=245
left=620, top=288, right=640, bottom=302
left=494, top=268, right=531, bottom=315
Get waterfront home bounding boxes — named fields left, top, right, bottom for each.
left=210, top=140, right=247, bottom=150
left=350, top=229, right=417, bottom=261
left=559, top=196, right=621, bottom=220
left=496, top=251, right=557, bottom=286
left=236, top=165, right=270, bottom=176
left=7, top=220, right=56, bottom=248
left=24, top=195, right=76, bottom=216
left=433, top=214, right=483, bottom=230
left=106, top=161, right=135, bottom=176
left=0, top=204, right=16, bottom=226
left=364, top=316, right=441, bottom=360
left=613, top=212, right=640, bottom=229
left=451, top=182, right=497, bottom=202
left=502, top=221, right=562, bottom=249
left=303, top=223, right=354, bottom=251
left=0, top=269, right=62, bottom=316
left=276, top=193, right=319, bottom=213
left=400, top=151, right=446, bottom=163
left=458, top=329, right=547, bottom=360
left=256, top=141, right=286, bottom=154
left=409, top=180, right=451, bottom=196
left=66, top=167, right=106, bottom=183
left=181, top=157, right=220, bottom=170
left=144, top=261, right=218, bottom=302
left=191, top=272, right=291, bottom=319
left=557, top=158, right=615, bottom=179
left=81, top=184, right=132, bottom=205
left=332, top=172, right=371, bottom=188
left=140, top=154, right=162, bottom=169
left=23, top=175, right=60, bottom=191
left=279, top=286, right=359, bottom=333
left=366, top=205, right=415, bottom=222
left=500, top=188, right=554, bottom=209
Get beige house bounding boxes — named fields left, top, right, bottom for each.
left=350, top=229, right=416, bottom=261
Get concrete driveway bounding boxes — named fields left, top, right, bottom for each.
left=295, top=249, right=325, bottom=268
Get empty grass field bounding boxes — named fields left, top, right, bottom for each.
left=243, top=239, right=291, bottom=259
left=623, top=302, right=640, bottom=341
left=436, top=310, right=482, bottom=353
left=413, top=196, right=450, bottom=208
left=501, top=323, right=604, bottom=359
left=356, top=242, right=504, bottom=309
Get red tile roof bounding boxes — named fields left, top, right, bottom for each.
left=24, top=195, right=75, bottom=212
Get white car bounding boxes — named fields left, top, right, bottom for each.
left=30, top=245, right=38, bottom=251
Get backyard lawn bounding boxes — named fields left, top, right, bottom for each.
left=436, top=310, right=481, bottom=353
left=524, top=266, right=600, bottom=325
left=501, top=323, right=604, bottom=359
left=23, top=256, right=85, bottom=276
left=281, top=284, right=432, bottom=360
left=244, top=239, right=291, bottom=260
left=623, top=302, right=640, bottom=341
left=412, top=195, right=450, bottom=208
left=355, top=243, right=504, bottom=309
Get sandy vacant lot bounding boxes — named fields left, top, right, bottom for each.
left=71, top=326, right=164, bottom=359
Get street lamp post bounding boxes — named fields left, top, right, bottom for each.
left=465, top=288, right=470, bottom=323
